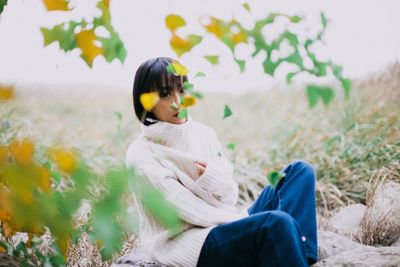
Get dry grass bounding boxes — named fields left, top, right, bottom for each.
left=1, top=62, right=399, bottom=265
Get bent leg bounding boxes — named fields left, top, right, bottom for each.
left=246, top=160, right=318, bottom=264
left=197, top=210, right=309, bottom=267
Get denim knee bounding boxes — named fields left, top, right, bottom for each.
left=260, top=210, right=297, bottom=232
left=289, top=160, right=316, bottom=184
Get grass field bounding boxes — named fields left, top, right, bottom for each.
left=1, top=62, right=399, bottom=265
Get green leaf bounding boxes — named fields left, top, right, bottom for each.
left=267, top=170, right=285, bottom=187
left=234, top=58, right=246, bottom=73
left=166, top=63, right=175, bottom=74
left=286, top=72, right=297, bottom=84
left=191, top=91, right=203, bottom=99
left=242, top=3, right=251, bottom=12
left=226, top=143, right=236, bottom=150
left=178, top=108, right=188, bottom=119
left=263, top=57, right=280, bottom=76
left=223, top=105, right=233, bottom=118
left=92, top=206, right=124, bottom=260
left=306, top=85, right=335, bottom=108
left=341, top=78, right=351, bottom=99
left=204, top=55, right=219, bottom=65
left=321, top=12, right=328, bottom=29
left=40, top=24, right=77, bottom=52
left=0, top=0, right=8, bottom=15
left=182, top=81, right=194, bottom=91
left=194, top=71, right=206, bottom=78
left=98, top=31, right=127, bottom=64
left=139, top=184, right=182, bottom=236
left=114, top=111, right=123, bottom=120
left=290, top=15, right=301, bottom=23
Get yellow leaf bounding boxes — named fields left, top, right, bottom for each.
left=171, top=61, right=189, bottom=76
left=37, top=165, right=52, bottom=192
left=103, top=0, right=110, bottom=7
left=232, top=32, right=247, bottom=44
left=202, top=16, right=224, bottom=38
left=0, top=84, right=15, bottom=101
left=2, top=222, right=14, bottom=238
left=42, top=0, right=71, bottom=11
left=9, top=138, right=34, bottom=165
left=170, top=34, right=192, bottom=57
left=180, top=95, right=196, bottom=108
left=48, top=147, right=77, bottom=174
left=76, top=30, right=103, bottom=67
left=140, top=92, right=160, bottom=111
left=165, top=14, right=186, bottom=32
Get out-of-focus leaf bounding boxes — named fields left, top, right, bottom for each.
left=234, top=58, right=246, bottom=73
left=139, top=184, right=182, bottom=236
left=321, top=12, right=328, bottom=29
left=180, top=95, right=196, bottom=108
left=165, top=14, right=186, bottom=32
left=191, top=91, right=203, bottom=99
left=267, top=170, right=285, bottom=187
left=182, top=81, right=194, bottom=91
left=0, top=84, right=14, bottom=101
left=170, top=61, right=189, bottom=76
left=40, top=23, right=77, bottom=52
left=98, top=31, right=127, bottom=64
left=306, top=85, right=334, bottom=108
left=9, top=138, right=34, bottom=165
left=194, top=71, right=206, bottom=78
left=48, top=147, right=77, bottom=174
left=242, top=3, right=250, bottom=12
left=286, top=72, right=297, bottom=84
left=226, top=143, right=236, bottom=150
left=76, top=30, right=103, bottom=67
left=0, top=0, right=8, bottom=15
left=204, top=55, right=219, bottom=65
left=140, top=92, right=160, bottom=111
left=42, top=0, right=71, bottom=11
left=223, top=105, right=233, bottom=118
left=177, top=108, right=188, bottom=119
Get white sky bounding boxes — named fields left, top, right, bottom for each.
left=0, top=0, right=399, bottom=93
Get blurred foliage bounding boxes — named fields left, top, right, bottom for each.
left=166, top=10, right=351, bottom=107
left=40, top=0, right=126, bottom=67
left=0, top=133, right=182, bottom=264
left=0, top=0, right=352, bottom=107
left=0, top=84, right=15, bottom=101
left=0, top=0, right=7, bottom=15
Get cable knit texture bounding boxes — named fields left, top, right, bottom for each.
left=125, top=114, right=249, bottom=267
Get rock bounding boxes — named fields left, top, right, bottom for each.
left=392, top=237, right=400, bottom=247
left=326, top=204, right=366, bottom=239
left=314, top=246, right=400, bottom=267
left=110, top=247, right=166, bottom=267
left=317, top=230, right=364, bottom=260
left=359, top=181, right=400, bottom=246
left=111, top=227, right=400, bottom=266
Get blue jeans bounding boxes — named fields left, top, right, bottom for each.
left=197, top=160, right=318, bottom=267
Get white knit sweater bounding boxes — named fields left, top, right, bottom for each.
left=125, top=114, right=249, bottom=267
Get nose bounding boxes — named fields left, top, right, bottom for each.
left=172, top=89, right=181, bottom=107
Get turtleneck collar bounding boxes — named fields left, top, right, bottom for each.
left=140, top=114, right=194, bottom=148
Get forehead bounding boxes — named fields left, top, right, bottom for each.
left=151, top=71, right=186, bottom=91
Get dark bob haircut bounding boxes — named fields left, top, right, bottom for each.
left=132, top=57, right=189, bottom=126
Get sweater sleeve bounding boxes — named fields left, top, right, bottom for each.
left=194, top=127, right=239, bottom=206
left=126, top=150, right=247, bottom=228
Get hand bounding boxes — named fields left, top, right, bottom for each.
left=195, top=160, right=207, bottom=176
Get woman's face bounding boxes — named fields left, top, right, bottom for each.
left=151, top=86, right=187, bottom=124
